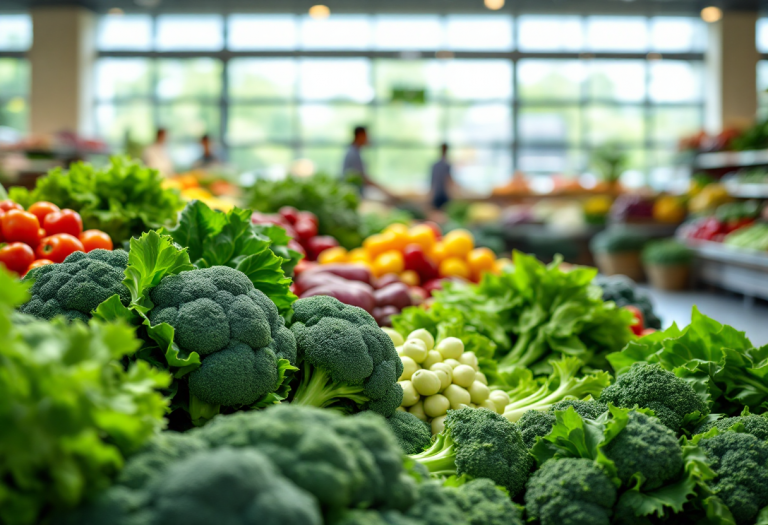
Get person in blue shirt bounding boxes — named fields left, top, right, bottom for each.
left=342, top=126, right=395, bottom=200
left=430, top=143, right=454, bottom=209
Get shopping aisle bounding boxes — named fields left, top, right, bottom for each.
left=643, top=287, right=768, bottom=345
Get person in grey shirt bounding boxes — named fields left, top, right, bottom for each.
left=430, top=143, right=454, bottom=209
left=342, top=126, right=395, bottom=200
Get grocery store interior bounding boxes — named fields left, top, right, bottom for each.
left=2, top=0, right=768, bottom=345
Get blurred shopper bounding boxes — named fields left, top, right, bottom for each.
left=192, top=134, right=219, bottom=170
left=342, top=125, right=396, bottom=200
left=430, top=143, right=454, bottom=209
left=142, top=128, right=174, bottom=177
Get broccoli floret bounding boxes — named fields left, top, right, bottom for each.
left=19, top=249, right=129, bottom=322
left=517, top=410, right=557, bottom=449
left=117, top=432, right=208, bottom=490
left=450, top=478, right=524, bottom=525
left=600, top=363, right=709, bottom=433
left=549, top=399, right=608, bottom=419
left=524, top=458, right=617, bottom=525
left=695, top=414, right=768, bottom=441
left=409, top=407, right=531, bottom=497
left=290, top=296, right=403, bottom=417
left=386, top=411, right=432, bottom=454
left=333, top=510, right=422, bottom=525
left=601, top=411, right=683, bottom=490
left=404, top=481, right=469, bottom=525
left=148, top=266, right=296, bottom=415
left=699, top=431, right=768, bottom=525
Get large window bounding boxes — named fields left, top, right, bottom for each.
left=95, top=13, right=705, bottom=191
left=0, top=14, right=32, bottom=136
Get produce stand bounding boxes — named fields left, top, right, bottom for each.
left=684, top=239, right=768, bottom=302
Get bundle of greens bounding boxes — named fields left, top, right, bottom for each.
left=0, top=268, right=170, bottom=525
left=10, top=156, right=185, bottom=244
left=247, top=173, right=363, bottom=249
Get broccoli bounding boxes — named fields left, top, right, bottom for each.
left=148, top=266, right=296, bottom=414
left=116, top=432, right=208, bottom=490
left=19, top=249, right=130, bottom=322
left=699, top=431, right=768, bottom=525
left=695, top=413, right=768, bottom=441
left=404, top=481, right=469, bottom=525
left=517, top=399, right=608, bottom=449
left=386, top=411, right=433, bottom=454
left=196, top=404, right=416, bottom=513
left=449, top=478, right=524, bottom=525
left=290, top=296, right=403, bottom=417
left=333, top=510, right=422, bottom=525
left=524, top=457, right=617, bottom=525
left=549, top=399, right=608, bottom=419
left=409, top=407, right=531, bottom=497
left=600, top=363, right=709, bottom=433
left=601, top=411, right=683, bottom=490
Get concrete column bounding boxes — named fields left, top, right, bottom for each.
left=29, top=6, right=96, bottom=135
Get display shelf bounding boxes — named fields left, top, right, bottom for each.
left=683, top=240, right=768, bottom=301
left=722, top=181, right=768, bottom=199
left=694, top=149, right=768, bottom=170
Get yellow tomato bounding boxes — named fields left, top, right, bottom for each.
left=400, top=270, right=420, bottom=286
left=443, top=229, right=475, bottom=258
left=495, top=258, right=513, bottom=273
left=466, top=247, right=496, bottom=274
left=430, top=242, right=448, bottom=264
left=318, top=246, right=348, bottom=265
left=384, top=223, right=410, bottom=251
left=347, top=247, right=371, bottom=264
left=408, top=224, right=436, bottom=252
left=439, top=257, right=470, bottom=279
left=373, top=250, right=405, bottom=277
left=364, top=231, right=399, bottom=258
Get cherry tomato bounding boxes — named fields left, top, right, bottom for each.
left=27, top=259, right=54, bottom=272
left=294, top=218, right=318, bottom=241
left=0, top=243, right=35, bottom=275
left=467, top=247, right=496, bottom=274
left=36, top=233, right=85, bottom=263
left=439, top=257, right=470, bottom=279
left=1, top=209, right=41, bottom=246
left=443, top=229, right=475, bottom=258
left=317, top=246, right=348, bottom=265
left=372, top=250, right=405, bottom=277
left=363, top=232, right=399, bottom=259
left=28, top=201, right=61, bottom=225
left=0, top=200, right=23, bottom=212
left=278, top=206, right=300, bottom=225
left=43, top=209, right=83, bottom=238
left=79, top=229, right=113, bottom=252
left=408, top=224, right=437, bottom=252
left=383, top=223, right=410, bottom=251
left=624, top=305, right=645, bottom=336
left=298, top=211, right=319, bottom=228
left=430, top=242, right=448, bottom=264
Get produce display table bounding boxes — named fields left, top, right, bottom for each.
left=684, top=240, right=768, bottom=302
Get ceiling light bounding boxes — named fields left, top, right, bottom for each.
left=701, top=6, right=723, bottom=23
left=108, top=7, right=124, bottom=15
left=309, top=5, right=331, bottom=19
left=484, top=0, right=504, bottom=10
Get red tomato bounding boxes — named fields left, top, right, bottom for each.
left=27, top=259, right=54, bottom=272
left=422, top=221, right=443, bottom=240
left=0, top=243, right=35, bottom=275
left=278, top=206, right=300, bottom=225
left=28, top=201, right=61, bottom=225
left=298, top=211, right=319, bottom=228
left=624, top=305, right=645, bottom=336
left=0, top=200, right=23, bottom=212
left=36, top=234, right=85, bottom=263
left=43, top=209, right=83, bottom=238
left=79, top=229, right=113, bottom=252
left=294, top=219, right=318, bottom=241
left=1, top=209, right=41, bottom=245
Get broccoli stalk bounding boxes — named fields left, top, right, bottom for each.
left=292, top=363, right=371, bottom=408
left=502, top=357, right=611, bottom=422
left=410, top=432, right=458, bottom=477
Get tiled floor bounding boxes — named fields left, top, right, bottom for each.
left=642, top=287, right=768, bottom=346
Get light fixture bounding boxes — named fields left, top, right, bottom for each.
left=309, top=5, right=331, bottom=19
left=701, top=6, right=723, bottom=23
left=484, top=0, right=504, bottom=10
left=108, top=7, right=125, bottom=15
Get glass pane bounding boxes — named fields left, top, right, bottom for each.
left=374, top=16, right=443, bottom=50
left=156, top=15, right=224, bottom=51
left=651, top=17, right=706, bottom=52
left=228, top=15, right=297, bottom=50
left=157, top=59, right=222, bottom=100
left=445, top=15, right=513, bottom=51
left=758, top=18, right=768, bottom=53
left=586, top=106, right=645, bottom=146
left=0, top=97, right=28, bottom=132
left=445, top=60, right=512, bottom=101
left=97, top=15, right=152, bottom=50
left=374, top=60, right=443, bottom=101
left=299, top=59, right=372, bottom=102
left=229, top=59, right=296, bottom=100
left=452, top=148, right=512, bottom=193
left=0, top=58, right=29, bottom=97
left=370, top=147, right=434, bottom=190
left=518, top=16, right=583, bottom=52
left=230, top=146, right=293, bottom=177
left=95, top=102, right=154, bottom=145
left=228, top=105, right=294, bottom=144
left=518, top=60, right=583, bottom=101
left=447, top=104, right=511, bottom=144
left=649, top=61, right=702, bottom=102
left=518, top=148, right=583, bottom=174
left=299, top=104, right=371, bottom=143
left=375, top=104, right=443, bottom=144
left=0, top=15, right=32, bottom=51
left=586, top=17, right=648, bottom=51
left=96, top=59, right=152, bottom=100
left=157, top=103, right=220, bottom=140
left=759, top=61, right=768, bottom=112
left=167, top=143, right=200, bottom=171
left=301, top=15, right=372, bottom=49
left=518, top=106, right=580, bottom=144
left=652, top=107, right=701, bottom=145
left=587, top=60, right=644, bottom=102
left=301, top=147, right=346, bottom=176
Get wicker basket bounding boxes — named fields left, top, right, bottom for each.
left=594, top=251, right=644, bottom=281
left=646, top=264, right=690, bottom=291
